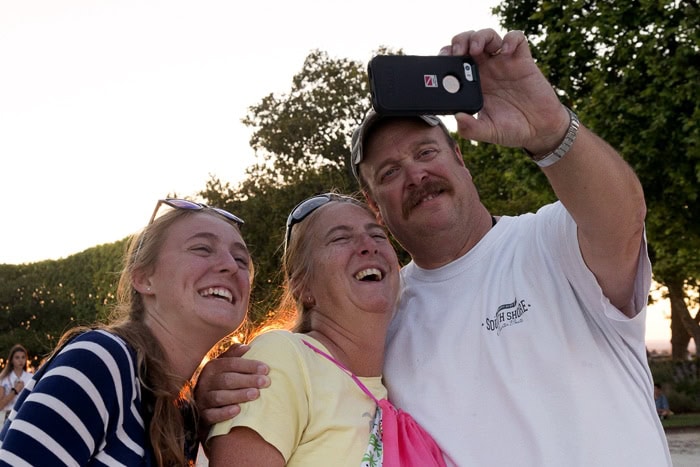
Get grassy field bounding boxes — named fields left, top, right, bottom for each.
left=662, top=412, right=700, bottom=430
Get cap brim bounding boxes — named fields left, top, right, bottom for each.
left=350, top=110, right=444, bottom=181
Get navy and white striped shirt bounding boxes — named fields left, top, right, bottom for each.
left=0, top=330, right=152, bottom=466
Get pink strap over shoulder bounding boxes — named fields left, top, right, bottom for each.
left=302, top=339, right=447, bottom=467
left=302, top=340, right=380, bottom=403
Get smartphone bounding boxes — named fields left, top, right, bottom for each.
left=368, top=55, right=483, bottom=115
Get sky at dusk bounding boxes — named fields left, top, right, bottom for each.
left=0, top=0, right=503, bottom=265
left=0, top=0, right=680, bottom=351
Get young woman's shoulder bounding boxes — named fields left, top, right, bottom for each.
left=59, top=329, right=134, bottom=360
left=45, top=329, right=139, bottom=388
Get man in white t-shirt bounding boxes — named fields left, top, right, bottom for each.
left=346, top=29, right=670, bottom=466
left=195, top=28, right=672, bottom=465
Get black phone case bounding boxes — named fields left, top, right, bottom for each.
left=368, top=55, right=483, bottom=115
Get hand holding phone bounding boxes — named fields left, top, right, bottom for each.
left=368, top=55, right=483, bottom=116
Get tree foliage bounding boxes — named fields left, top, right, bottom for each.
left=495, top=0, right=700, bottom=357
left=241, top=50, right=372, bottom=186
left=0, top=241, right=125, bottom=368
left=462, top=142, right=556, bottom=215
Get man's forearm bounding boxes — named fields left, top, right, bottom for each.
left=542, top=123, right=646, bottom=314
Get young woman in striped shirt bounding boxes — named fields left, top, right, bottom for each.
left=0, top=199, right=252, bottom=466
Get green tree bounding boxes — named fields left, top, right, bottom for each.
left=495, top=0, right=700, bottom=358
left=198, top=50, right=379, bottom=325
left=461, top=142, right=556, bottom=216
left=241, top=49, right=372, bottom=185
left=0, top=241, right=124, bottom=366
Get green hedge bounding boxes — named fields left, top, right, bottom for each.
left=649, top=358, right=700, bottom=413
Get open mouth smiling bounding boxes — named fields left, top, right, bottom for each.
left=354, top=268, right=384, bottom=282
left=199, top=287, right=234, bottom=303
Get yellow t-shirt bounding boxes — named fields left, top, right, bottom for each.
left=208, top=330, right=387, bottom=466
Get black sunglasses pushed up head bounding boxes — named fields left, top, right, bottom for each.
left=284, top=193, right=359, bottom=252
left=135, top=198, right=244, bottom=260
left=148, top=198, right=244, bottom=226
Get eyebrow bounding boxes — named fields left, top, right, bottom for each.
left=372, top=135, right=443, bottom=173
left=186, top=232, right=250, bottom=253
left=324, top=222, right=385, bottom=239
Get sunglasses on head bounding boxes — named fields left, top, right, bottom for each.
left=148, top=198, right=244, bottom=226
left=135, top=198, right=244, bottom=259
left=284, top=193, right=357, bottom=251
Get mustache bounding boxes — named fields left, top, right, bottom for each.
left=402, top=179, right=452, bottom=218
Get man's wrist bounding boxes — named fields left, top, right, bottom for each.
left=524, top=107, right=580, bottom=168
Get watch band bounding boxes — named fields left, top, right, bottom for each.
left=527, top=107, right=580, bottom=168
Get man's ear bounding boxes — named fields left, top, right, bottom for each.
left=453, top=144, right=473, bottom=179
left=454, top=144, right=466, bottom=167
left=362, top=190, right=386, bottom=226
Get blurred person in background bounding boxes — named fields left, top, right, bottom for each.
left=0, top=345, right=33, bottom=424
left=654, top=383, right=673, bottom=419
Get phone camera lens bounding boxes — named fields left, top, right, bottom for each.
left=442, top=75, right=460, bottom=94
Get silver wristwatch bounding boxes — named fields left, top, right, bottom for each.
left=528, top=107, right=580, bottom=168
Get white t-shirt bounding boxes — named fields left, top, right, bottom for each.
left=384, top=202, right=671, bottom=466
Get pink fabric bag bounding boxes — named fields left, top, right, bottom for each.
left=304, top=341, right=446, bottom=466
left=377, top=398, right=445, bottom=467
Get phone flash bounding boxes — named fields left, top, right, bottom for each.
left=464, top=63, right=474, bottom=81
